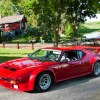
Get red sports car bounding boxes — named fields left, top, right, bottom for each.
left=0, top=46, right=100, bottom=92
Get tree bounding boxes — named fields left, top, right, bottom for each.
left=28, top=0, right=64, bottom=46
left=11, top=0, right=99, bottom=47
left=29, top=0, right=100, bottom=46
left=0, top=0, right=16, bottom=16
left=11, top=0, right=63, bottom=46
left=11, top=0, right=37, bottom=26
left=64, top=0, right=100, bottom=38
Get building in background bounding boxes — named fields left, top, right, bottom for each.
left=0, top=15, right=27, bottom=37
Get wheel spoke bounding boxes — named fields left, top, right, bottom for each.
left=94, top=63, right=100, bottom=76
left=39, top=74, right=51, bottom=90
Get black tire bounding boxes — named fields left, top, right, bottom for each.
left=92, top=62, right=100, bottom=77
left=35, top=72, right=53, bottom=92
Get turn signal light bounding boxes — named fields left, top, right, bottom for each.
left=10, top=80, right=19, bottom=85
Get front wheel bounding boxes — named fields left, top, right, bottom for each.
left=92, top=62, right=100, bottom=77
left=35, top=72, right=53, bottom=92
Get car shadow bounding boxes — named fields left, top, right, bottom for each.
left=50, top=75, right=96, bottom=92
left=28, top=75, right=97, bottom=94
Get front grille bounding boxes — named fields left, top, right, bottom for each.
left=0, top=76, right=10, bottom=82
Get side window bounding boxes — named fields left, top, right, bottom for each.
left=61, top=51, right=78, bottom=62
left=77, top=51, right=85, bottom=60
left=60, top=50, right=86, bottom=62
left=67, top=50, right=78, bottom=61
left=60, top=52, right=70, bottom=62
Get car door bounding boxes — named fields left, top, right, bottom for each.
left=75, top=50, right=91, bottom=75
left=58, top=50, right=90, bottom=80
left=67, top=50, right=89, bottom=76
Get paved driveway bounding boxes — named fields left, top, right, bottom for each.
left=0, top=76, right=100, bottom=100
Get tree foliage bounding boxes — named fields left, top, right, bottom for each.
left=1, top=0, right=100, bottom=46
left=0, top=0, right=16, bottom=16
left=62, top=0, right=100, bottom=38
left=27, top=0, right=99, bottom=46
left=11, top=0, right=37, bottom=26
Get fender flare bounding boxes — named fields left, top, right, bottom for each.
left=28, top=68, right=56, bottom=91
left=90, top=56, right=100, bottom=71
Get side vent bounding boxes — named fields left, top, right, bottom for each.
left=10, top=68, right=17, bottom=71
left=3, top=66, right=17, bottom=71
left=3, top=66, right=10, bottom=69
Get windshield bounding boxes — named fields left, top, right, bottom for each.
left=28, top=49, right=62, bottom=62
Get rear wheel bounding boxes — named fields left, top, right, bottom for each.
left=35, top=72, right=53, bottom=92
left=92, top=62, right=100, bottom=77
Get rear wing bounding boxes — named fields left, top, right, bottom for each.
left=71, top=46, right=100, bottom=54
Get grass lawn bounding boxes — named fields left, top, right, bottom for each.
left=0, top=48, right=33, bottom=63
left=79, top=21, right=100, bottom=34
left=12, top=37, right=29, bottom=43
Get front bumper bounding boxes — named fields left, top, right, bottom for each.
left=0, top=76, right=36, bottom=92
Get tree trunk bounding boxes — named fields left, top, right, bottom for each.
left=54, top=0, right=63, bottom=47
left=54, top=30, right=59, bottom=47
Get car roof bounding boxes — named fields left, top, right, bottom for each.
left=42, top=46, right=83, bottom=51
left=42, top=46, right=100, bottom=52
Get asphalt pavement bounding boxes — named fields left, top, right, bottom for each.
left=0, top=75, right=100, bottom=100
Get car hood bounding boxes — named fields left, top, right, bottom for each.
left=0, top=58, right=57, bottom=78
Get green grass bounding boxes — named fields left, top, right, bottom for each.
left=0, top=48, right=33, bottom=63
left=79, top=22, right=100, bottom=34
left=12, top=37, right=29, bottom=43
left=97, top=11, right=100, bottom=14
